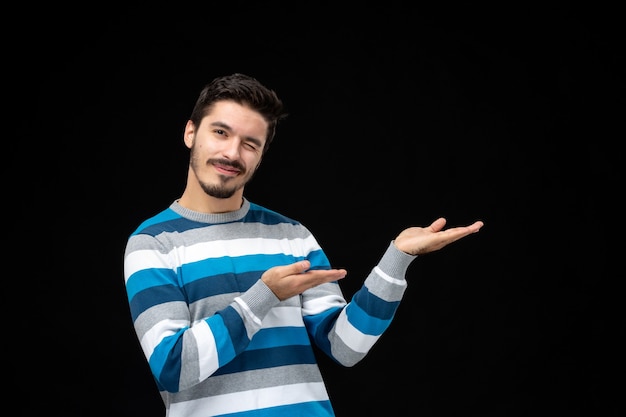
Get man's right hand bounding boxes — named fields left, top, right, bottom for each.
left=262, top=260, right=347, bottom=300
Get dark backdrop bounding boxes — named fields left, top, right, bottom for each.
left=15, top=4, right=622, bottom=416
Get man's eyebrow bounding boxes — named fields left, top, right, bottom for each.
left=210, top=121, right=231, bottom=130
left=210, top=121, right=263, bottom=148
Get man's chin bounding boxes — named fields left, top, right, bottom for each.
left=200, top=185, right=238, bottom=199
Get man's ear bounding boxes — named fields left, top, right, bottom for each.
left=183, top=120, right=195, bottom=149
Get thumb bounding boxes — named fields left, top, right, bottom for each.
left=430, top=217, right=447, bottom=232
left=297, top=260, right=311, bottom=272
left=287, top=260, right=310, bottom=275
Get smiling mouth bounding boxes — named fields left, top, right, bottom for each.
left=213, top=163, right=242, bottom=176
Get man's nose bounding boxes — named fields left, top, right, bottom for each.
left=221, top=137, right=242, bottom=159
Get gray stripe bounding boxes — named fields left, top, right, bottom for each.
left=135, top=300, right=190, bottom=341
left=165, top=363, right=325, bottom=403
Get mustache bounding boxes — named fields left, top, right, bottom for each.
left=207, top=158, right=246, bottom=172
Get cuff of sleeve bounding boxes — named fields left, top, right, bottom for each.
left=382, top=240, right=417, bottom=279
left=238, top=279, right=281, bottom=320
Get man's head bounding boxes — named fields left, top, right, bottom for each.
left=188, top=73, right=287, bottom=155
left=181, top=74, right=287, bottom=209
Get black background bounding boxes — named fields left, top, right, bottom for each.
left=15, top=3, right=623, bottom=416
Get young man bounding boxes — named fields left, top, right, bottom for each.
left=123, top=73, right=484, bottom=417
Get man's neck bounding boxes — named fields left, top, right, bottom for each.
left=178, top=187, right=244, bottom=214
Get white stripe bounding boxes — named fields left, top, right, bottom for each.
left=262, top=305, right=305, bottom=327
left=373, top=265, right=407, bottom=286
left=334, top=310, right=378, bottom=353
left=125, top=236, right=319, bottom=279
left=191, top=320, right=219, bottom=381
left=124, top=249, right=171, bottom=282
left=183, top=237, right=314, bottom=262
left=169, top=382, right=329, bottom=416
left=141, top=318, right=188, bottom=357
left=234, top=296, right=262, bottom=326
left=302, top=294, right=346, bottom=315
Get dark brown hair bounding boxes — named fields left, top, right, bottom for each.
left=189, top=73, right=287, bottom=154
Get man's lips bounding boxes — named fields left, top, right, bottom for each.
left=213, top=163, right=242, bottom=176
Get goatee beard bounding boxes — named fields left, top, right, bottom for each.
left=199, top=181, right=240, bottom=199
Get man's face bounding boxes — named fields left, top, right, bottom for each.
left=185, top=100, right=268, bottom=199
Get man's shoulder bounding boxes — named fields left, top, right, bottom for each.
left=247, top=201, right=300, bottom=226
left=130, top=206, right=182, bottom=237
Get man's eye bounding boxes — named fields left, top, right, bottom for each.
left=243, top=142, right=258, bottom=151
left=214, top=129, right=226, bottom=136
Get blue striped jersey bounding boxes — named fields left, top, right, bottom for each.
left=123, top=198, right=414, bottom=417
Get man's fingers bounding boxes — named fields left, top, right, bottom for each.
left=429, top=217, right=447, bottom=232
left=469, top=220, right=484, bottom=233
left=275, top=261, right=346, bottom=285
left=298, top=269, right=347, bottom=288
left=264, top=263, right=347, bottom=300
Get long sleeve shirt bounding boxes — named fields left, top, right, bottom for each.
left=123, top=198, right=415, bottom=417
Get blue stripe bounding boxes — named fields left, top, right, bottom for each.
left=129, top=283, right=185, bottom=322
left=218, top=306, right=250, bottom=355
left=182, top=253, right=300, bottom=284
left=132, top=203, right=301, bottom=239
left=136, top=217, right=212, bottom=237
left=344, top=301, right=392, bottom=336
left=127, top=249, right=330, bottom=302
left=150, top=328, right=186, bottom=392
left=131, top=208, right=184, bottom=236
left=306, top=249, right=331, bottom=270
left=247, top=203, right=299, bottom=225
left=126, top=267, right=177, bottom=302
left=181, top=249, right=331, bottom=296
left=248, top=327, right=310, bottom=350
left=210, top=307, right=239, bottom=366
left=185, top=270, right=260, bottom=303
left=352, top=286, right=399, bottom=320
left=126, top=250, right=334, bottom=321
left=303, top=307, right=343, bottom=359
left=213, top=345, right=317, bottom=376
